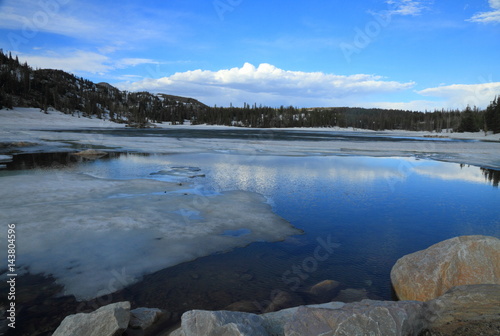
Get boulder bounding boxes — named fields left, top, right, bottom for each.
left=421, top=284, right=500, bottom=335
left=52, top=301, right=130, bottom=336
left=171, top=302, right=347, bottom=336
left=261, top=302, right=345, bottom=336
left=391, top=235, right=500, bottom=301
left=172, top=310, right=268, bottom=336
left=284, top=300, right=426, bottom=336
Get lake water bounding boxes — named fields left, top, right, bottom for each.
left=1, top=148, right=500, bottom=334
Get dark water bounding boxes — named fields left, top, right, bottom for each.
left=1, top=151, right=499, bottom=335
left=49, top=128, right=481, bottom=143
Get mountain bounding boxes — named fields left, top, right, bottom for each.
left=0, top=51, right=208, bottom=127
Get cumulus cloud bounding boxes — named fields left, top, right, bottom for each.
left=117, top=63, right=415, bottom=107
left=468, top=0, right=500, bottom=23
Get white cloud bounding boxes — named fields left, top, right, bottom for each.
left=417, top=82, right=500, bottom=109
left=18, top=50, right=113, bottom=74
left=0, top=0, right=182, bottom=50
left=17, top=50, right=160, bottom=75
left=385, top=0, right=429, bottom=16
left=468, top=0, right=500, bottom=23
left=116, top=63, right=415, bottom=107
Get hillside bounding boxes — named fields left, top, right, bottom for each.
left=0, top=51, right=208, bottom=127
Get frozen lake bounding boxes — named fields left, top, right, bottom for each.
left=0, top=121, right=499, bottom=334
left=2, top=151, right=499, bottom=300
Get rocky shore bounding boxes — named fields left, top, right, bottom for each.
left=50, top=235, right=500, bottom=336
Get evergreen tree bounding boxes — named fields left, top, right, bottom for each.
left=457, top=106, right=480, bottom=132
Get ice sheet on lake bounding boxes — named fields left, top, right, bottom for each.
left=0, top=171, right=300, bottom=300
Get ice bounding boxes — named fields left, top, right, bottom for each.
left=0, top=155, right=12, bottom=162
left=0, top=170, right=300, bottom=300
left=1, top=107, right=499, bottom=171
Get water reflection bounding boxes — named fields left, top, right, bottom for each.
left=482, top=168, right=500, bottom=187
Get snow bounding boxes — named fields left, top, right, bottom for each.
left=0, top=170, right=299, bottom=300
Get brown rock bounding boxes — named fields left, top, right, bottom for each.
left=308, top=280, right=341, bottom=301
left=264, top=291, right=304, bottom=313
left=421, top=284, right=500, bottom=336
left=225, top=300, right=262, bottom=314
left=391, top=235, right=500, bottom=301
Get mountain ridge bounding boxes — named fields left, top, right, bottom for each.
left=0, top=51, right=208, bottom=127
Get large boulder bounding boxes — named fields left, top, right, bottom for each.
left=421, top=284, right=500, bottom=336
left=52, top=301, right=130, bottom=336
left=391, top=235, right=500, bottom=301
left=171, top=310, right=268, bottom=336
left=171, top=301, right=425, bottom=336
left=284, top=300, right=426, bottom=336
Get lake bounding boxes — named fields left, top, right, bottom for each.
left=1, top=134, right=499, bottom=334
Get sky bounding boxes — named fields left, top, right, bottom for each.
left=0, top=0, right=499, bottom=111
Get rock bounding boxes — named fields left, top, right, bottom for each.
left=264, top=290, right=304, bottom=313
left=129, top=307, right=164, bottom=330
left=421, top=284, right=500, bottom=335
left=52, top=301, right=130, bottom=336
left=391, top=235, right=500, bottom=301
left=261, top=302, right=345, bottom=336
left=333, top=287, right=369, bottom=303
left=173, top=302, right=347, bottom=336
left=284, top=299, right=426, bottom=336
left=173, top=310, right=268, bottom=336
left=308, top=280, right=341, bottom=301
left=225, top=301, right=262, bottom=314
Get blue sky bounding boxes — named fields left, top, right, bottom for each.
left=0, top=0, right=499, bottom=110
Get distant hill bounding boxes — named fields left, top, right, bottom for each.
left=0, top=51, right=208, bottom=126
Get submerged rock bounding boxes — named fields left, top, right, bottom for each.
left=333, top=287, right=370, bottom=303
left=308, top=279, right=341, bottom=301
left=129, top=307, right=164, bottom=330
left=52, top=301, right=130, bottom=336
left=391, top=235, right=500, bottom=301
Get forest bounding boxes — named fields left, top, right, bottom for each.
left=1, top=50, right=500, bottom=133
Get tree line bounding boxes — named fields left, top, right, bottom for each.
left=1, top=50, right=499, bottom=133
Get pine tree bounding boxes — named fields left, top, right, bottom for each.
left=457, top=106, right=480, bottom=132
